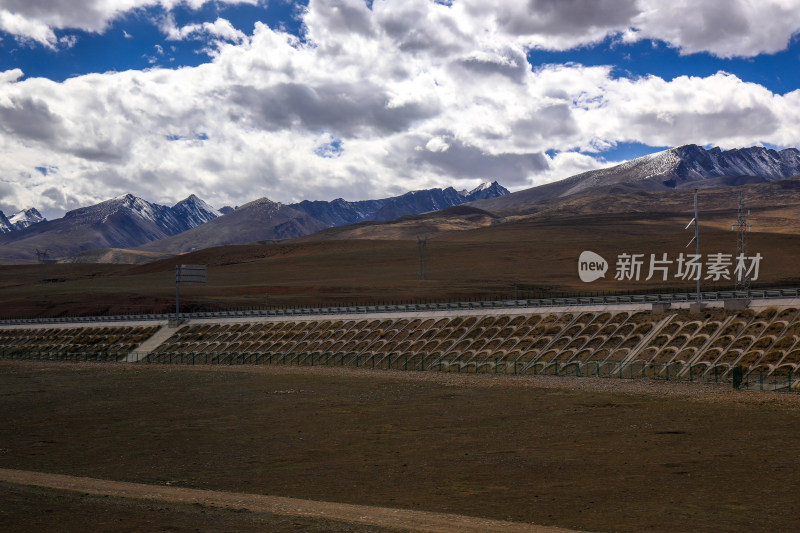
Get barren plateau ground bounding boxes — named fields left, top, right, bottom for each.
left=2, top=211, right=800, bottom=318
left=1, top=361, right=799, bottom=532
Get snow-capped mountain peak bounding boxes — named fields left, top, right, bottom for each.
left=469, top=182, right=491, bottom=194
left=464, top=181, right=510, bottom=201
left=60, top=192, right=219, bottom=238
left=9, top=207, right=45, bottom=230
left=172, top=194, right=221, bottom=227
left=555, top=144, right=800, bottom=198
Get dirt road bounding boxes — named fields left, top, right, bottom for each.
left=0, top=468, right=582, bottom=533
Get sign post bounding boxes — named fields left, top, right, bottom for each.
left=174, top=264, right=206, bottom=325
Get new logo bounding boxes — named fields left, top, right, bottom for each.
left=578, top=251, right=608, bottom=283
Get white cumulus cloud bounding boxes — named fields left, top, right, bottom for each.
left=0, top=0, right=258, bottom=47
left=1, top=0, right=800, bottom=218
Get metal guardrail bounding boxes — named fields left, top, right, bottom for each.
left=1, top=288, right=799, bottom=326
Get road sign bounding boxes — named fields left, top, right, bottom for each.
left=175, top=264, right=207, bottom=324
left=176, top=264, right=206, bottom=284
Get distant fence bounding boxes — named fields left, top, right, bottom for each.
left=2, top=287, right=800, bottom=326
left=5, top=348, right=792, bottom=392
left=0, top=351, right=128, bottom=363
left=137, top=353, right=800, bottom=391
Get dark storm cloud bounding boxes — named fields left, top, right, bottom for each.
left=0, top=96, right=63, bottom=142
left=40, top=186, right=65, bottom=204
left=229, top=82, right=440, bottom=137
left=500, top=0, right=640, bottom=35
left=69, top=140, right=128, bottom=163
left=412, top=136, right=549, bottom=185
left=631, top=104, right=780, bottom=142
left=641, top=1, right=751, bottom=55
left=511, top=104, right=580, bottom=139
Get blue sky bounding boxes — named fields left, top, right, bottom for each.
left=1, top=0, right=800, bottom=218
left=0, top=2, right=305, bottom=82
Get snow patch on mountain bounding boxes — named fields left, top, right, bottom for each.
left=561, top=144, right=800, bottom=198
left=172, top=194, right=221, bottom=227
left=9, top=208, right=45, bottom=230
left=62, top=192, right=220, bottom=237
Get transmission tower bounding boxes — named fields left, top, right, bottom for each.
left=731, top=191, right=752, bottom=291
left=35, top=248, right=50, bottom=282
left=417, top=236, right=427, bottom=280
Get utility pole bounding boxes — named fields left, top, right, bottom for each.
left=685, top=190, right=700, bottom=304
left=694, top=189, right=700, bottom=303
left=417, top=236, right=427, bottom=280
left=732, top=191, right=752, bottom=292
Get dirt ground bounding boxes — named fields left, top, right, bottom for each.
left=1, top=361, right=799, bottom=532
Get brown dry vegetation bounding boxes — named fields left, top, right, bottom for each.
left=1, top=362, right=800, bottom=533
left=2, top=187, right=800, bottom=319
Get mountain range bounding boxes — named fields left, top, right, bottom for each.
left=289, top=182, right=507, bottom=227
left=473, top=144, right=800, bottom=213
left=0, top=194, right=219, bottom=262
left=137, top=182, right=510, bottom=255
left=0, top=182, right=509, bottom=263
left=0, top=207, right=45, bottom=233
left=3, top=143, right=799, bottom=264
